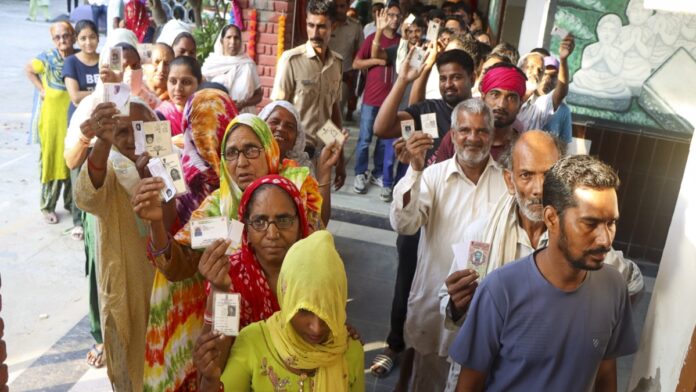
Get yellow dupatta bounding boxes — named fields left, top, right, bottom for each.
left=265, top=230, right=350, bottom=391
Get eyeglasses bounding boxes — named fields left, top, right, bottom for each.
left=248, top=216, right=297, bottom=231
left=53, top=34, right=73, bottom=41
left=224, top=145, right=263, bottom=161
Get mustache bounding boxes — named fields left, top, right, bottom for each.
left=311, top=38, right=324, bottom=43
left=493, top=108, right=508, bottom=116
left=585, top=247, right=611, bottom=256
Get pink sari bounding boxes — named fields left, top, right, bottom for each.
left=156, top=100, right=184, bottom=136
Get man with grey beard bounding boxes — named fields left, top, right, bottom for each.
left=389, top=98, right=508, bottom=390
left=438, top=130, right=644, bottom=392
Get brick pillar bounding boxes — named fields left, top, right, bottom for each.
left=0, top=275, right=7, bottom=392
left=239, top=0, right=297, bottom=110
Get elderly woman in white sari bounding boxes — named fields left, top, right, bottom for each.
left=201, top=24, right=263, bottom=113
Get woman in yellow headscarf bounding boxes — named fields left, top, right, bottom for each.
left=194, top=230, right=365, bottom=391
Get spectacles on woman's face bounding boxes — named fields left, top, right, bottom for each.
left=248, top=215, right=297, bottom=231
left=224, top=145, right=263, bottom=161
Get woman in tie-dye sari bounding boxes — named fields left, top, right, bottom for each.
left=143, top=88, right=237, bottom=391
left=134, top=111, right=323, bottom=391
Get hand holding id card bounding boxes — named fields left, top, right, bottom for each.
left=135, top=121, right=173, bottom=157
left=103, top=83, right=130, bottom=116
left=420, top=113, right=439, bottom=138
left=317, top=120, right=346, bottom=147
left=213, top=292, right=241, bottom=336
left=452, top=240, right=491, bottom=280
left=190, top=217, right=245, bottom=255
left=400, top=119, right=415, bottom=140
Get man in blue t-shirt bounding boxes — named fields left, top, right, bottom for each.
left=450, top=154, right=637, bottom=392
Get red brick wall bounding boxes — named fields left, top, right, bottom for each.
left=237, top=0, right=297, bottom=110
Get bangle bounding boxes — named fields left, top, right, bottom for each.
left=87, top=156, right=105, bottom=172
left=204, top=311, right=213, bottom=325
left=318, top=181, right=331, bottom=188
left=148, top=234, right=171, bottom=257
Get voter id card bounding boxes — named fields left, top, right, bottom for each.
left=213, top=292, right=241, bottom=336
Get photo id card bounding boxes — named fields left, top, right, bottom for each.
left=409, top=46, right=426, bottom=71
left=551, top=25, right=569, bottom=38
left=133, top=121, right=145, bottom=154
left=426, top=21, right=440, bottom=42
left=190, top=216, right=229, bottom=250
left=420, top=113, right=439, bottom=138
left=213, top=292, right=241, bottom=336
left=103, top=82, right=130, bottom=116
left=109, top=46, right=123, bottom=72
left=317, top=119, right=346, bottom=146
left=146, top=157, right=177, bottom=202
left=137, top=43, right=153, bottom=64
left=404, top=13, right=415, bottom=25
left=467, top=241, right=491, bottom=278
left=160, top=153, right=187, bottom=195
left=142, top=121, right=173, bottom=157
left=227, top=218, right=244, bottom=251
left=400, top=119, right=415, bottom=140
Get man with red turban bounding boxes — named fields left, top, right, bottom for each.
left=431, top=61, right=527, bottom=163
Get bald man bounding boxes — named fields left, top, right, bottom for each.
left=438, top=131, right=644, bottom=392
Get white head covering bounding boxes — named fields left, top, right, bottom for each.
left=99, top=28, right=139, bottom=66
left=258, top=101, right=313, bottom=170
left=156, top=19, right=193, bottom=46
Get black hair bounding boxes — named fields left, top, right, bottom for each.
left=436, top=48, right=474, bottom=75
left=450, top=2, right=470, bottom=14
left=428, top=8, right=445, bottom=21
left=221, top=24, right=242, bottom=40
left=543, top=155, right=620, bottom=217
left=170, top=55, right=203, bottom=83
left=441, top=1, right=456, bottom=11
left=445, top=15, right=466, bottom=31
left=197, top=82, right=229, bottom=94
left=307, top=0, right=338, bottom=22
left=173, top=32, right=196, bottom=48
left=459, top=37, right=484, bottom=67
left=531, top=47, right=551, bottom=57
left=470, top=10, right=488, bottom=33
left=386, top=1, right=400, bottom=10
left=412, top=16, right=427, bottom=30
left=75, top=19, right=98, bottom=36
left=154, top=42, right=175, bottom=57
left=243, top=183, right=299, bottom=223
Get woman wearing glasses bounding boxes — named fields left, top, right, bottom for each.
left=25, top=21, right=76, bottom=225
left=132, top=114, right=343, bottom=388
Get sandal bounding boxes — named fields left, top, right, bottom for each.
left=71, top=226, right=84, bottom=241
left=86, top=344, right=105, bottom=368
left=370, top=349, right=398, bottom=378
left=42, top=211, right=59, bottom=225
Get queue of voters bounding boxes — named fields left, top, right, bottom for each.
left=20, top=0, right=676, bottom=390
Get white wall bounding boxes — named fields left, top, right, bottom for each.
left=516, top=0, right=551, bottom=55
left=628, top=133, right=696, bottom=391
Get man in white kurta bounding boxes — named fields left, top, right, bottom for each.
left=389, top=99, right=508, bottom=389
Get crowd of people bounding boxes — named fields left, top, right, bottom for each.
left=25, top=0, right=645, bottom=390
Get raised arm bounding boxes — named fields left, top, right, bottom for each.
left=409, top=39, right=442, bottom=105
left=552, top=35, right=575, bottom=110
left=374, top=47, right=428, bottom=138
